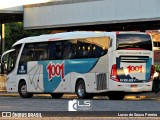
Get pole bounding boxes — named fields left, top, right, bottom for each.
left=1, top=23, right=4, bottom=74
left=1, top=23, right=4, bottom=54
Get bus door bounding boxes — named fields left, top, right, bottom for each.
left=18, top=43, right=44, bottom=92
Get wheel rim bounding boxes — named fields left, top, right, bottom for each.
left=78, top=84, right=84, bottom=97
left=21, top=84, right=27, bottom=95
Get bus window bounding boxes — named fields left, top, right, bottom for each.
left=63, top=41, right=72, bottom=59
left=7, top=44, right=21, bottom=74
left=63, top=40, right=77, bottom=59
left=69, top=40, right=77, bottom=59
left=117, top=34, right=152, bottom=51
left=153, top=42, right=157, bottom=47
left=34, top=43, right=48, bottom=60
left=7, top=53, right=15, bottom=73
left=19, top=44, right=34, bottom=64
left=92, top=37, right=109, bottom=58
left=158, top=42, right=160, bottom=47
left=49, top=42, right=63, bottom=60
left=77, top=39, right=92, bottom=58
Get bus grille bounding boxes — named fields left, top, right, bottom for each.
left=96, top=73, right=107, bottom=90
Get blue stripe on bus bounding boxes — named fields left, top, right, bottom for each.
left=38, top=58, right=98, bottom=92
left=145, top=58, right=152, bottom=81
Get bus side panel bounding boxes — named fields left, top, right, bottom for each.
left=38, top=60, right=63, bottom=93
left=86, top=73, right=109, bottom=93
left=21, top=58, right=101, bottom=93
left=90, top=55, right=109, bottom=73
left=27, top=62, right=44, bottom=92
left=6, top=74, right=18, bottom=92
left=70, top=73, right=97, bottom=93
left=71, top=73, right=86, bottom=93
left=54, top=73, right=71, bottom=93
left=37, top=59, right=99, bottom=93
left=28, top=60, right=71, bottom=93
left=85, top=73, right=97, bottom=93
left=89, top=55, right=110, bottom=92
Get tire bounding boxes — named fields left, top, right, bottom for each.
left=50, top=93, right=64, bottom=99
left=107, top=92, right=125, bottom=100
left=18, top=81, right=33, bottom=98
left=76, top=80, right=88, bottom=99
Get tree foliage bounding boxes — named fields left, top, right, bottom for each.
left=4, top=22, right=52, bottom=51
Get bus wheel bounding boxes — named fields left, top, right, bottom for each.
left=107, top=92, right=125, bottom=100
left=50, top=93, right=63, bottom=99
left=18, top=81, right=33, bottom=98
left=76, top=80, right=87, bottom=99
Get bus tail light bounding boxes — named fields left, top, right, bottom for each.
left=116, top=32, right=119, bottom=35
left=110, top=64, right=120, bottom=82
left=149, top=65, right=155, bottom=81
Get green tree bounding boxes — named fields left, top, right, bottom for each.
left=5, top=22, right=52, bottom=51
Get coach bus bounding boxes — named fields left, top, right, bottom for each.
left=1, top=31, right=154, bottom=100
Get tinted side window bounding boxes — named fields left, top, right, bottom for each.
left=49, top=37, right=109, bottom=60
left=63, top=40, right=77, bottom=59
left=7, top=44, right=22, bottom=74
left=117, top=34, right=152, bottom=51
left=12, top=44, right=22, bottom=56
left=77, top=39, right=92, bottom=58
left=34, top=43, right=48, bottom=61
left=19, top=44, right=34, bottom=64
left=153, top=42, right=157, bottom=47
left=92, top=37, right=109, bottom=58
left=49, top=42, right=63, bottom=60
left=158, top=42, right=160, bottom=47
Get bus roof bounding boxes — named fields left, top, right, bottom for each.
left=12, top=31, right=147, bottom=47
left=12, top=31, right=111, bottom=47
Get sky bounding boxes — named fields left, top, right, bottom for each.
left=0, top=0, right=53, bottom=9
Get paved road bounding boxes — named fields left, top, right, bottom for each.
left=0, top=95, right=159, bottom=111
left=0, top=93, right=160, bottom=119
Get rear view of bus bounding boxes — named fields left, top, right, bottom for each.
left=109, top=32, right=154, bottom=98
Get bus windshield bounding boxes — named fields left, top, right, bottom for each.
left=116, top=34, right=152, bottom=51
left=7, top=44, right=21, bottom=74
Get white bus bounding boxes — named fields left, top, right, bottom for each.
left=1, top=31, right=154, bottom=100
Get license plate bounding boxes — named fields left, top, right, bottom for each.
left=131, top=85, right=138, bottom=88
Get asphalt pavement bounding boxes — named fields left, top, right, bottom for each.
left=0, top=91, right=160, bottom=100
left=0, top=91, right=160, bottom=119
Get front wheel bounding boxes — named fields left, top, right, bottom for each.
left=18, top=81, right=33, bottom=98
left=50, top=93, right=64, bottom=99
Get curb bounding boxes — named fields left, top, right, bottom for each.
left=0, top=92, right=19, bottom=97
